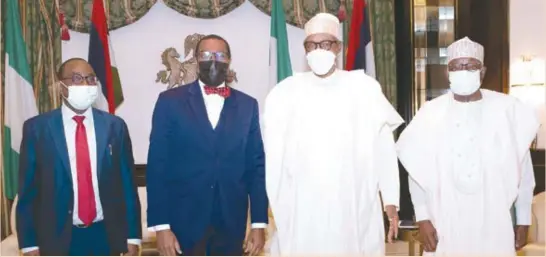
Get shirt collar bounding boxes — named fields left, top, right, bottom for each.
left=61, top=103, right=94, bottom=123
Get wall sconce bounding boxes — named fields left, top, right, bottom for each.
left=511, top=55, right=545, bottom=87
left=509, top=55, right=546, bottom=149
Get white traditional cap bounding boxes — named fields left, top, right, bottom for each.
left=304, top=13, right=341, bottom=41
left=447, top=37, right=484, bottom=63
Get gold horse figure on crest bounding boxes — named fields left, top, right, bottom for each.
left=156, top=33, right=238, bottom=90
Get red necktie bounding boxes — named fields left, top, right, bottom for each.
left=204, top=85, right=231, bottom=98
left=73, top=116, right=96, bottom=226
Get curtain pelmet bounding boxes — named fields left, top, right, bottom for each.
left=164, top=0, right=245, bottom=18
left=63, top=0, right=157, bottom=32
left=249, top=0, right=340, bottom=28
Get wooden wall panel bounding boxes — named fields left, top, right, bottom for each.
left=135, top=165, right=146, bottom=187
left=531, top=150, right=545, bottom=195
left=394, top=0, right=415, bottom=221
left=457, top=0, right=510, bottom=93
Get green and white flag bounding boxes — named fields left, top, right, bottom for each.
left=269, top=0, right=293, bottom=87
left=3, top=0, right=38, bottom=200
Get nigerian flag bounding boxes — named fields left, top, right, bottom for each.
left=269, top=0, right=292, bottom=87
left=3, top=0, right=38, bottom=200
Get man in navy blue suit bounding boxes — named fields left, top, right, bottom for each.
left=147, top=34, right=268, bottom=256
left=16, top=58, right=141, bottom=256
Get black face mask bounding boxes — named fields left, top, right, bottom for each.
left=198, top=60, right=229, bottom=86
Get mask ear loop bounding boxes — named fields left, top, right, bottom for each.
left=58, top=80, right=70, bottom=99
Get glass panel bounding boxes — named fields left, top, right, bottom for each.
left=412, top=0, right=456, bottom=113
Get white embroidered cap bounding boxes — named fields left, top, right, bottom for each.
left=447, top=37, right=484, bottom=63
left=304, top=13, right=341, bottom=40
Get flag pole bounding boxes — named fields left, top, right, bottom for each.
left=342, top=0, right=351, bottom=70
left=0, top=0, right=9, bottom=239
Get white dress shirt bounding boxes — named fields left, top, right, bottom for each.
left=148, top=81, right=267, bottom=232
left=22, top=104, right=139, bottom=253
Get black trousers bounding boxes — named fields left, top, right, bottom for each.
left=183, top=186, right=243, bottom=256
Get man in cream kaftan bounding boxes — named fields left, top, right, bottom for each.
left=264, top=13, right=404, bottom=255
left=397, top=37, right=539, bottom=256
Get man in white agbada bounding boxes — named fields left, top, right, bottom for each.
left=263, top=13, right=404, bottom=255
left=397, top=37, right=539, bottom=256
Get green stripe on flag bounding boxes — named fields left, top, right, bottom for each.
left=270, top=0, right=292, bottom=84
left=111, top=66, right=124, bottom=108
left=4, top=0, right=38, bottom=200
left=5, top=0, right=32, bottom=83
left=2, top=128, right=19, bottom=200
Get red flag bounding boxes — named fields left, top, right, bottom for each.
left=88, top=0, right=124, bottom=113
left=345, top=0, right=375, bottom=77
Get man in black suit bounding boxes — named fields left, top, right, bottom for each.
left=16, top=58, right=142, bottom=256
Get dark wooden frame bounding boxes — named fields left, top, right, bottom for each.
left=135, top=164, right=147, bottom=187
left=531, top=150, right=545, bottom=195
left=456, top=0, right=510, bottom=93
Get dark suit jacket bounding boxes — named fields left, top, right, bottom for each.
left=16, top=108, right=142, bottom=255
left=146, top=81, right=268, bottom=250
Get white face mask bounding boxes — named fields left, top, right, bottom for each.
left=448, top=70, right=481, bottom=96
left=61, top=81, right=99, bottom=111
left=306, top=49, right=336, bottom=75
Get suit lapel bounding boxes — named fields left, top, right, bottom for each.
left=49, top=109, right=71, bottom=179
left=187, top=81, right=215, bottom=147
left=93, top=109, right=109, bottom=180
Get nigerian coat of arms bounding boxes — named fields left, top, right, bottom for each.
left=155, top=33, right=238, bottom=90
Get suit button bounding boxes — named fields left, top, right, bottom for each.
left=68, top=210, right=72, bottom=214
left=211, top=185, right=214, bottom=189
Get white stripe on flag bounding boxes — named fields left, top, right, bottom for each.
left=365, top=42, right=376, bottom=79
left=5, top=55, right=38, bottom=152
left=268, top=37, right=278, bottom=90
left=92, top=36, right=116, bottom=113
left=92, top=88, right=109, bottom=112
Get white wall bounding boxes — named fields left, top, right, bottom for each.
left=62, top=1, right=343, bottom=163
left=509, top=0, right=546, bottom=149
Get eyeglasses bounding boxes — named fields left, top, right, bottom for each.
left=62, top=73, right=98, bottom=85
left=303, top=40, right=339, bottom=51
left=198, top=51, right=230, bottom=62
left=448, top=62, right=483, bottom=72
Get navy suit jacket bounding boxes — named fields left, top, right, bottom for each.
left=146, top=81, right=268, bottom=250
left=16, top=108, right=141, bottom=255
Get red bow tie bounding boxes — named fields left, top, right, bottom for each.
left=204, top=85, right=231, bottom=98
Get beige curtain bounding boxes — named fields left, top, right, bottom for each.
left=20, top=0, right=63, bottom=113
left=0, top=0, right=63, bottom=239
left=342, top=0, right=399, bottom=107
left=369, top=0, right=397, bottom=106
